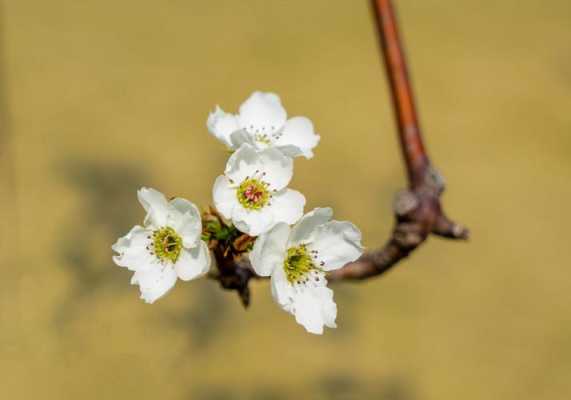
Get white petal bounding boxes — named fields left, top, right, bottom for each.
left=238, top=91, right=287, bottom=137
left=207, top=105, right=240, bottom=148
left=225, top=145, right=293, bottom=191
left=288, top=207, right=333, bottom=246
left=267, top=189, right=305, bottom=226
left=224, top=143, right=262, bottom=185
left=232, top=205, right=275, bottom=236
left=212, top=175, right=238, bottom=220
left=137, top=187, right=170, bottom=227
left=307, top=221, right=363, bottom=271
left=275, top=117, right=320, bottom=159
left=292, top=287, right=337, bottom=335
left=250, top=223, right=290, bottom=276
left=130, top=265, right=178, bottom=304
left=256, top=147, right=293, bottom=191
left=169, top=198, right=202, bottom=247
left=229, top=129, right=255, bottom=149
left=112, top=225, right=154, bottom=272
left=271, top=265, right=296, bottom=307
left=175, top=241, right=211, bottom=281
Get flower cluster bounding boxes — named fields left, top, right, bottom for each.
left=113, top=91, right=363, bottom=334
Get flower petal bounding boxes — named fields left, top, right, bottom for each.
left=212, top=175, right=238, bottom=220
left=238, top=91, right=286, bottom=137
left=225, top=145, right=293, bottom=191
left=275, top=117, right=320, bottom=159
left=175, top=241, right=211, bottom=281
left=169, top=198, right=202, bottom=247
left=292, top=286, right=337, bottom=335
left=250, top=223, right=290, bottom=276
left=257, top=148, right=293, bottom=191
left=232, top=205, right=275, bottom=236
left=271, top=269, right=338, bottom=334
left=288, top=207, right=333, bottom=246
left=268, top=189, right=305, bottom=226
left=229, top=129, right=255, bottom=149
left=307, top=221, right=363, bottom=271
left=130, top=265, right=178, bottom=304
left=137, top=187, right=170, bottom=227
left=224, top=143, right=261, bottom=185
left=112, top=225, right=154, bottom=272
left=271, top=264, right=296, bottom=308
left=207, top=105, right=240, bottom=148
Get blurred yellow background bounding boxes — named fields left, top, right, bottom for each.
left=1, top=0, right=570, bottom=399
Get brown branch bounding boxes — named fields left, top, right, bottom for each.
left=375, top=0, right=427, bottom=186
left=328, top=0, right=468, bottom=281
left=210, top=0, right=468, bottom=302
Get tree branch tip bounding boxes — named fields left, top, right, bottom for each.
left=453, top=224, right=470, bottom=240
left=432, top=221, right=470, bottom=240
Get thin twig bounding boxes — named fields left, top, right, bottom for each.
left=327, top=0, right=468, bottom=281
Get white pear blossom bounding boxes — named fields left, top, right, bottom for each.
left=207, top=91, right=320, bottom=159
left=250, top=208, right=363, bottom=334
left=112, top=187, right=211, bottom=303
left=213, top=143, right=305, bottom=236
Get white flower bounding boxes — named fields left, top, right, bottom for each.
left=250, top=208, right=363, bottom=334
left=207, top=91, right=320, bottom=159
left=112, top=187, right=211, bottom=303
left=213, top=143, right=305, bottom=236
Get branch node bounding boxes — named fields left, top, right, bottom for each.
left=393, top=222, right=425, bottom=248
left=424, top=165, right=446, bottom=195
left=393, top=189, right=419, bottom=216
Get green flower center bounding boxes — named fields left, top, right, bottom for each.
left=284, top=245, right=321, bottom=284
left=254, top=133, right=272, bottom=146
left=152, top=226, right=182, bottom=263
left=237, top=178, right=270, bottom=210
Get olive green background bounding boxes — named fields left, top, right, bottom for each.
left=1, top=1, right=570, bottom=399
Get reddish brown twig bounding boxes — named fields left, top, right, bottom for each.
left=374, top=0, right=428, bottom=187
left=329, top=0, right=469, bottom=280
left=327, top=0, right=468, bottom=281
left=210, top=0, right=468, bottom=301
